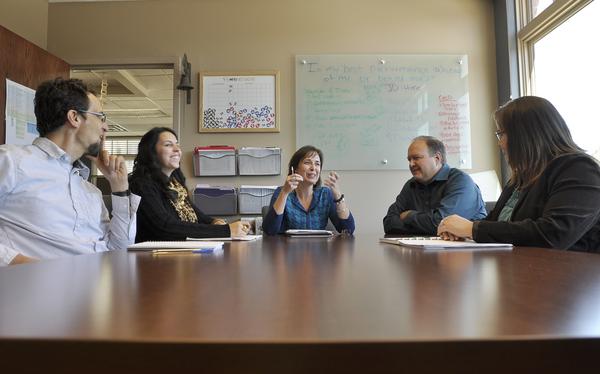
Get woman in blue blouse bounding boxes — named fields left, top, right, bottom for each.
left=262, top=145, right=355, bottom=235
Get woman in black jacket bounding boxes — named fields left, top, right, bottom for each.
left=129, top=127, right=249, bottom=242
left=437, top=96, right=600, bottom=251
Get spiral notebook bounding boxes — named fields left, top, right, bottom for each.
left=380, top=237, right=512, bottom=250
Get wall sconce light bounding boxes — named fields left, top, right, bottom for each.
left=177, top=53, right=193, bottom=104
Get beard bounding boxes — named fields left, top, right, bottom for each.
left=84, top=141, right=102, bottom=157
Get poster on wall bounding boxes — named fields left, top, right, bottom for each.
left=199, top=71, right=279, bottom=133
left=5, top=79, right=38, bottom=145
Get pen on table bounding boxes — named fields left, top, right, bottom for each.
left=152, top=248, right=216, bottom=255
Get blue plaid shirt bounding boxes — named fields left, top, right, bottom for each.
left=262, top=186, right=355, bottom=235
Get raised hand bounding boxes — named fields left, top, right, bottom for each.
left=87, top=137, right=129, bottom=193
left=282, top=172, right=303, bottom=194
left=323, top=171, right=342, bottom=200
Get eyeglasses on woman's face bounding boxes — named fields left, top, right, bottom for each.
left=495, top=130, right=505, bottom=141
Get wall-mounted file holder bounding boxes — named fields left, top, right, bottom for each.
left=238, top=185, right=277, bottom=214
left=237, top=147, right=281, bottom=176
left=193, top=146, right=236, bottom=176
left=193, top=185, right=238, bottom=215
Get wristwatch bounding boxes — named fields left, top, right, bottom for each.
left=112, top=190, right=131, bottom=197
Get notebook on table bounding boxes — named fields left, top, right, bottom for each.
left=285, top=229, right=333, bottom=237
left=187, top=235, right=261, bottom=242
left=379, top=237, right=513, bottom=251
left=128, top=241, right=224, bottom=251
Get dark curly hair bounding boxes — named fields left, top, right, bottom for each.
left=34, top=78, right=90, bottom=136
left=131, top=127, right=186, bottom=199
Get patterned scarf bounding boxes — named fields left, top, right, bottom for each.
left=168, top=179, right=198, bottom=223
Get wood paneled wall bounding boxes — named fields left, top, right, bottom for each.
left=0, top=25, right=69, bottom=144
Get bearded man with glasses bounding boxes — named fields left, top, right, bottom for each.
left=0, top=78, right=140, bottom=265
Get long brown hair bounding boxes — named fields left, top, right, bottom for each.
left=495, top=96, right=584, bottom=188
left=131, top=127, right=186, bottom=199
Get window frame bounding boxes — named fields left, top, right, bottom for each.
left=516, top=0, right=594, bottom=95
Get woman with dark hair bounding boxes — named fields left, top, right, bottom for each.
left=129, top=127, right=249, bottom=242
left=437, top=96, right=600, bottom=251
left=262, top=145, right=355, bottom=235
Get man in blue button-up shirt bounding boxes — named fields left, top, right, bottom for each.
left=0, top=78, right=140, bottom=266
left=383, top=136, right=486, bottom=236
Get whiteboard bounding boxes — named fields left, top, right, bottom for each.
left=296, top=55, right=471, bottom=170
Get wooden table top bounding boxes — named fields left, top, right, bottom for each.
left=2, top=233, right=600, bottom=341
left=2, top=234, right=600, bottom=372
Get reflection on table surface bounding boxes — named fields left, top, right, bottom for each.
left=2, top=234, right=600, bottom=344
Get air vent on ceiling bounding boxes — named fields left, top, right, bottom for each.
left=108, top=123, right=130, bottom=132
left=104, top=109, right=168, bottom=118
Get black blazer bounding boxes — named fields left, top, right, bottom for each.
left=474, top=153, right=600, bottom=251
left=130, top=177, right=230, bottom=242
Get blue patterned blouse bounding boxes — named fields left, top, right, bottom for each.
left=262, top=186, right=355, bottom=235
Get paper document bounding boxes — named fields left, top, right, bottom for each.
left=187, top=235, right=261, bottom=242
left=380, top=237, right=512, bottom=250
left=128, top=241, right=224, bottom=251
left=285, top=229, right=333, bottom=237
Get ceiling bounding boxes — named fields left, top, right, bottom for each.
left=70, top=68, right=174, bottom=135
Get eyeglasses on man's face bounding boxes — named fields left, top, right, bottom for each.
left=495, top=130, right=505, bottom=141
left=78, top=110, right=107, bottom=123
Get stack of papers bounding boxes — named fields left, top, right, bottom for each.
left=285, top=229, right=333, bottom=237
left=380, top=237, right=513, bottom=250
left=128, top=241, right=224, bottom=253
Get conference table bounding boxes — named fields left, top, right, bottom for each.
left=1, top=234, right=600, bottom=373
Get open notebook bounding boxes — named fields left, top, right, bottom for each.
left=128, top=241, right=224, bottom=251
left=380, top=237, right=513, bottom=250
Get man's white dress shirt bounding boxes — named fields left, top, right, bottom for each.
left=0, top=137, right=140, bottom=265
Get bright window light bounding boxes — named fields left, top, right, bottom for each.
left=532, top=0, right=600, bottom=159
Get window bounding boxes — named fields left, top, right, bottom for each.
left=517, top=0, right=599, bottom=159
left=101, top=137, right=141, bottom=174
left=531, top=0, right=556, bottom=18
left=71, top=65, right=177, bottom=186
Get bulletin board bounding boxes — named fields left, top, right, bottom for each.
left=199, top=71, right=280, bottom=132
left=5, top=79, right=38, bottom=145
left=0, top=25, right=70, bottom=144
left=296, top=54, right=471, bottom=170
